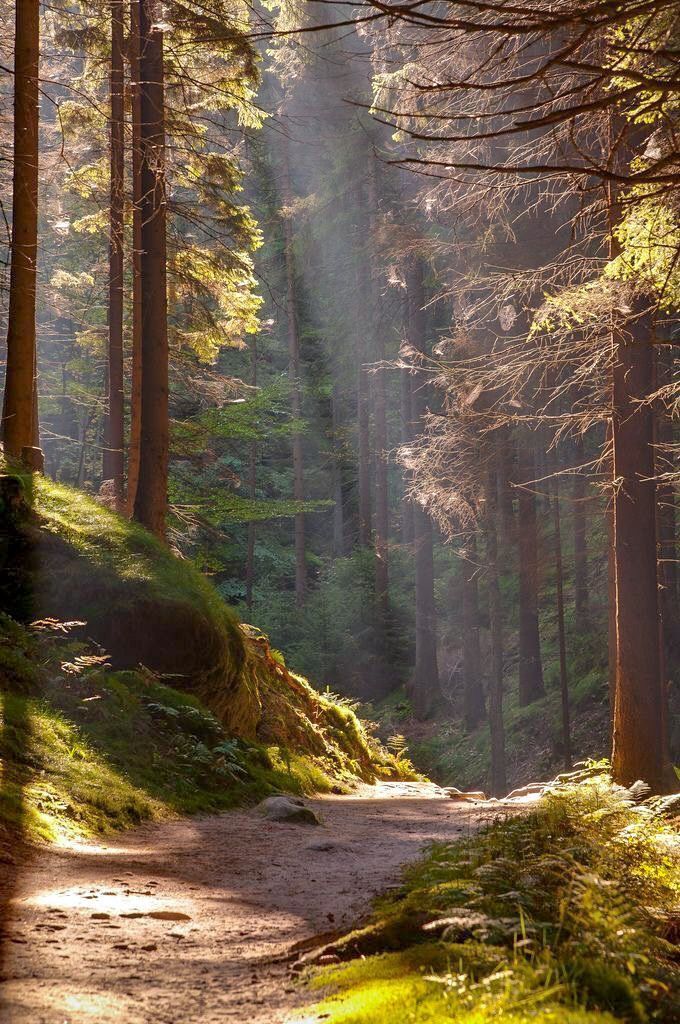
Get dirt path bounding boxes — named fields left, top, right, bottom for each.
left=0, top=781, right=504, bottom=1024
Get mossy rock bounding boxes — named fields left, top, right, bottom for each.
left=0, top=472, right=398, bottom=789
left=0, top=474, right=245, bottom=704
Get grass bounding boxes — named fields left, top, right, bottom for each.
left=0, top=611, right=399, bottom=845
left=31, top=474, right=230, bottom=616
left=0, top=466, right=408, bottom=846
left=0, top=472, right=404, bottom=845
left=295, top=775, right=680, bottom=1024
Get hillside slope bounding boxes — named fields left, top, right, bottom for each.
left=0, top=471, right=404, bottom=846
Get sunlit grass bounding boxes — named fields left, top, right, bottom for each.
left=296, top=777, right=680, bottom=1024
left=0, top=467, right=404, bottom=844
left=30, top=473, right=239, bottom=628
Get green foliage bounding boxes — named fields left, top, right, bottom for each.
left=170, top=472, right=333, bottom=526
left=300, top=778, right=680, bottom=1024
left=246, top=548, right=414, bottom=697
left=606, top=195, right=680, bottom=309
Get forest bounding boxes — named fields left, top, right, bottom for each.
left=0, top=2, right=678, bottom=1023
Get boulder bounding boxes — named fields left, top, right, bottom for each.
left=444, top=787, right=487, bottom=802
left=257, top=796, right=320, bottom=826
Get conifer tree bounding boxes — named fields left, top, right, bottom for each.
left=2, top=0, right=41, bottom=466
left=132, top=0, right=169, bottom=538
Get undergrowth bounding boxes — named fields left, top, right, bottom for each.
left=0, top=472, right=407, bottom=846
left=0, top=613, right=375, bottom=846
left=376, top=630, right=610, bottom=794
left=297, top=776, right=680, bottom=1024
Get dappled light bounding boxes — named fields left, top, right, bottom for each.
left=0, top=0, right=678, bottom=1021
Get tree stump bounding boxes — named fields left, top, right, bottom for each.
left=21, top=446, right=44, bottom=473
left=0, top=474, right=30, bottom=527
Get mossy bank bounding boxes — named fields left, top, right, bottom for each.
left=0, top=471, right=404, bottom=846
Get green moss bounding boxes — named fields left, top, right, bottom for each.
left=0, top=610, right=400, bottom=844
left=0, top=473, right=404, bottom=844
left=0, top=689, right=161, bottom=842
left=32, top=476, right=224, bottom=612
left=298, top=777, right=680, bottom=1024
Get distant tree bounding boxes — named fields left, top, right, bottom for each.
left=484, top=458, right=507, bottom=796
left=280, top=132, right=306, bottom=606
left=405, top=257, right=440, bottom=718
left=102, top=0, right=125, bottom=505
left=461, top=534, right=486, bottom=731
left=516, top=438, right=546, bottom=707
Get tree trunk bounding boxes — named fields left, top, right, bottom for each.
left=516, top=438, right=545, bottom=705
left=331, top=382, right=345, bottom=558
left=400, top=301, right=415, bottom=545
left=572, top=436, right=589, bottom=631
left=461, top=533, right=486, bottom=731
left=484, top=462, right=507, bottom=797
left=496, top=429, right=515, bottom=550
left=281, top=137, right=306, bottom=605
left=245, top=338, right=257, bottom=610
left=656, top=345, right=678, bottom=668
left=367, top=159, right=388, bottom=605
left=132, top=1, right=169, bottom=539
left=405, top=258, right=439, bottom=717
left=611, top=312, right=670, bottom=792
left=552, top=469, right=572, bottom=769
left=356, top=311, right=372, bottom=549
left=605, top=423, right=617, bottom=714
left=374, top=340, right=389, bottom=610
left=126, top=0, right=143, bottom=515
left=2, top=0, right=40, bottom=465
left=103, top=0, right=125, bottom=506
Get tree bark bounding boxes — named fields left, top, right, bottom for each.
left=611, top=312, right=670, bottom=792
left=572, top=435, right=589, bottom=631
left=103, top=0, right=125, bottom=506
left=461, top=533, right=486, bottom=731
left=281, top=136, right=306, bottom=605
left=496, top=429, right=515, bottom=549
left=405, top=258, right=439, bottom=717
left=356, top=317, right=372, bottom=550
left=132, top=1, right=169, bottom=539
left=516, top=438, right=545, bottom=705
left=367, top=158, right=388, bottom=604
left=373, top=332, right=389, bottom=610
left=2, top=0, right=40, bottom=465
left=126, top=0, right=143, bottom=515
left=484, top=462, right=507, bottom=797
left=606, top=422, right=617, bottom=714
left=331, top=382, right=345, bottom=558
left=400, top=300, right=415, bottom=545
left=552, top=469, right=572, bottom=769
left=245, top=338, right=257, bottom=610
left=656, top=345, right=678, bottom=668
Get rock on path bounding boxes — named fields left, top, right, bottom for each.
left=0, top=781, right=504, bottom=1024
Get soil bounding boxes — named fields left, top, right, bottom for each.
left=0, top=781, right=507, bottom=1024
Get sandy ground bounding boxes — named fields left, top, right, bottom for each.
left=0, top=781, right=505, bottom=1024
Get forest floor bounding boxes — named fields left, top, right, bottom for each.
left=0, top=781, right=507, bottom=1024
